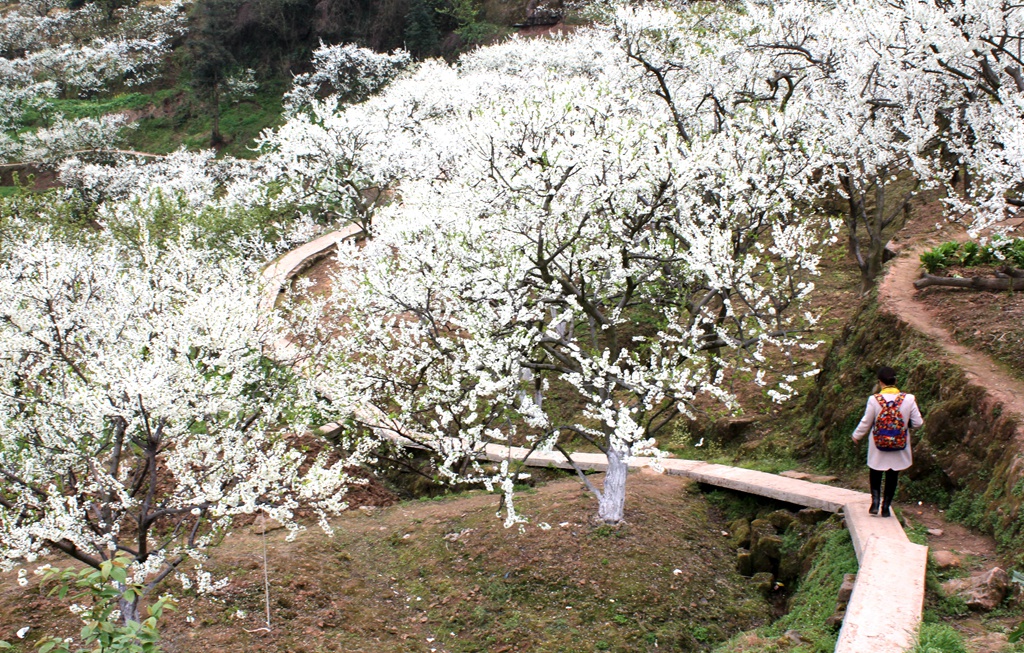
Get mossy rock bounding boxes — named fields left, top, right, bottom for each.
left=795, top=508, right=831, bottom=526
left=729, top=517, right=752, bottom=549
left=750, top=571, right=774, bottom=597
left=736, top=547, right=753, bottom=576
left=767, top=509, right=797, bottom=533
left=778, top=549, right=803, bottom=585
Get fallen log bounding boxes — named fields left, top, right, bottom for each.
left=914, top=273, right=1024, bottom=290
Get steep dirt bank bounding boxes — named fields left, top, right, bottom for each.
left=808, top=241, right=1024, bottom=565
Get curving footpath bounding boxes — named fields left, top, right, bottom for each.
left=262, top=227, right=928, bottom=653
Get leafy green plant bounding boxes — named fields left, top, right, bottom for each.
left=920, top=238, right=1024, bottom=273
left=1008, top=571, right=1024, bottom=644
left=1011, top=621, right=1024, bottom=644
left=437, top=0, right=500, bottom=44
left=920, top=241, right=961, bottom=273
left=35, top=556, right=175, bottom=653
left=957, top=241, right=981, bottom=266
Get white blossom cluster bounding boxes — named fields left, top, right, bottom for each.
left=0, top=229, right=363, bottom=607
left=5, top=0, right=1023, bottom=540
left=0, top=0, right=188, bottom=163
left=301, top=24, right=831, bottom=524
left=283, top=42, right=412, bottom=114
left=744, top=0, right=1024, bottom=236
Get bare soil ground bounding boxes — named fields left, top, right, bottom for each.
left=0, top=474, right=777, bottom=653
left=879, top=215, right=1024, bottom=454
left=917, top=278, right=1024, bottom=383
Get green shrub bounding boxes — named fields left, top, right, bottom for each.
left=920, top=241, right=960, bottom=273
left=919, top=238, right=1024, bottom=273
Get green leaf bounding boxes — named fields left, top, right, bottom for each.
left=1010, top=620, right=1024, bottom=644
left=109, top=565, right=127, bottom=584
left=38, top=641, right=57, bottom=653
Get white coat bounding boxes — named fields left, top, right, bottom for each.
left=851, top=389, right=924, bottom=471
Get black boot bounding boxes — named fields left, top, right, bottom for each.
left=881, top=470, right=898, bottom=518
left=869, top=490, right=880, bottom=515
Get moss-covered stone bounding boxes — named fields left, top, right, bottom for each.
left=767, top=509, right=797, bottom=533
left=728, top=517, right=752, bottom=549
left=795, top=508, right=831, bottom=526
left=736, top=547, right=753, bottom=576
left=750, top=571, right=775, bottom=597
left=749, top=519, right=781, bottom=574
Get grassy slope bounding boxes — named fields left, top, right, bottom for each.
left=0, top=475, right=779, bottom=653
left=713, top=524, right=858, bottom=653
left=10, top=79, right=288, bottom=162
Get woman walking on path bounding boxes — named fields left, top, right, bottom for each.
left=851, top=366, right=925, bottom=517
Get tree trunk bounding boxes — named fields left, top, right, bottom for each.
left=210, top=83, right=223, bottom=147
left=597, top=447, right=628, bottom=524
left=119, top=590, right=141, bottom=625
left=860, top=245, right=885, bottom=294
left=914, top=273, right=1024, bottom=291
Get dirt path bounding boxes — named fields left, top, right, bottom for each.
left=879, top=239, right=1024, bottom=435
left=878, top=224, right=1024, bottom=652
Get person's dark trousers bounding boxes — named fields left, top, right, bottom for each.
left=870, top=469, right=900, bottom=517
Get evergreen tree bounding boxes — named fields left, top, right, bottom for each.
left=404, top=0, right=440, bottom=58
left=188, top=0, right=239, bottom=147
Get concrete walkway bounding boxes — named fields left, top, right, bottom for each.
left=262, top=227, right=929, bottom=653
left=474, top=444, right=926, bottom=653
left=258, top=224, right=362, bottom=314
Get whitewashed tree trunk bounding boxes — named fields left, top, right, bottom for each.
left=597, top=447, right=629, bottom=524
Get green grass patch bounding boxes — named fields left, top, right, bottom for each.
left=765, top=526, right=858, bottom=647
left=124, top=80, right=288, bottom=158
left=14, top=80, right=288, bottom=160
left=48, top=90, right=179, bottom=120
left=910, top=623, right=968, bottom=653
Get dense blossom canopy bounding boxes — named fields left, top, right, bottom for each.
left=2, top=0, right=1024, bottom=599
left=0, top=230, right=364, bottom=619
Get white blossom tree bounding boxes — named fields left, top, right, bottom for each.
left=0, top=0, right=187, bottom=164
left=725, top=0, right=954, bottom=292
left=894, top=0, right=1024, bottom=235
left=0, top=229, right=362, bottom=623
left=322, top=29, right=829, bottom=525
left=282, top=42, right=411, bottom=114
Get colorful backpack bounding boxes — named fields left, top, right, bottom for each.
left=872, top=392, right=908, bottom=451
